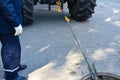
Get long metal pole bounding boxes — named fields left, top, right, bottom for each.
left=65, top=17, right=100, bottom=80
left=56, top=1, right=100, bottom=79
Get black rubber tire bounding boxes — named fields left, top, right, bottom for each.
left=68, top=0, right=96, bottom=21
left=23, top=0, right=34, bottom=25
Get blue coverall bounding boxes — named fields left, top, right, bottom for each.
left=0, top=0, right=23, bottom=77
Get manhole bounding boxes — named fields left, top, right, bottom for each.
left=81, top=73, right=120, bottom=80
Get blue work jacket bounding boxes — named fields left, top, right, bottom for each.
left=0, top=0, right=23, bottom=33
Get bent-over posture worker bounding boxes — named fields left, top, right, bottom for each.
left=0, top=0, right=27, bottom=80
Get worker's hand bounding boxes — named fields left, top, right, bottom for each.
left=14, top=24, right=23, bottom=36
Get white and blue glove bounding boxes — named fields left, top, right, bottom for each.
left=14, top=24, right=23, bottom=36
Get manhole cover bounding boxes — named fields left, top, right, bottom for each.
left=81, top=73, right=120, bottom=80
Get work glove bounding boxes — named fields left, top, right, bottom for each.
left=14, top=24, right=23, bottom=36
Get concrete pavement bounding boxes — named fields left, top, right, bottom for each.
left=0, top=0, right=120, bottom=80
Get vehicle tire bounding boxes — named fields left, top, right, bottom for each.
left=67, top=0, right=96, bottom=21
left=23, top=0, right=34, bottom=25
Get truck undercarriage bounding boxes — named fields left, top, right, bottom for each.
left=23, top=0, right=96, bottom=25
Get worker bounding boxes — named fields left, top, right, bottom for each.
left=0, top=0, right=27, bottom=80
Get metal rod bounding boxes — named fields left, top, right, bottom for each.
left=56, top=2, right=100, bottom=79
left=66, top=21, right=100, bottom=80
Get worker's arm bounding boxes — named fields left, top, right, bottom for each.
left=0, top=0, right=20, bottom=27
left=0, top=0, right=23, bottom=36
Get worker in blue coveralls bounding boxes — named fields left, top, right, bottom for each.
left=0, top=0, right=27, bottom=80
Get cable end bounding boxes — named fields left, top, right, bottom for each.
left=64, top=16, right=70, bottom=23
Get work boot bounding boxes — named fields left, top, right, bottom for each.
left=5, top=75, right=26, bottom=80
left=17, top=65, right=27, bottom=71
left=14, top=76, right=26, bottom=80
left=4, top=71, right=26, bottom=80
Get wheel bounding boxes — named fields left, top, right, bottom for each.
left=67, top=0, right=96, bottom=21
left=23, top=0, right=34, bottom=25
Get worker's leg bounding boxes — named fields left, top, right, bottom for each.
left=0, top=34, right=25, bottom=80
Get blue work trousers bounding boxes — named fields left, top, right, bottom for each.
left=0, top=34, right=21, bottom=72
